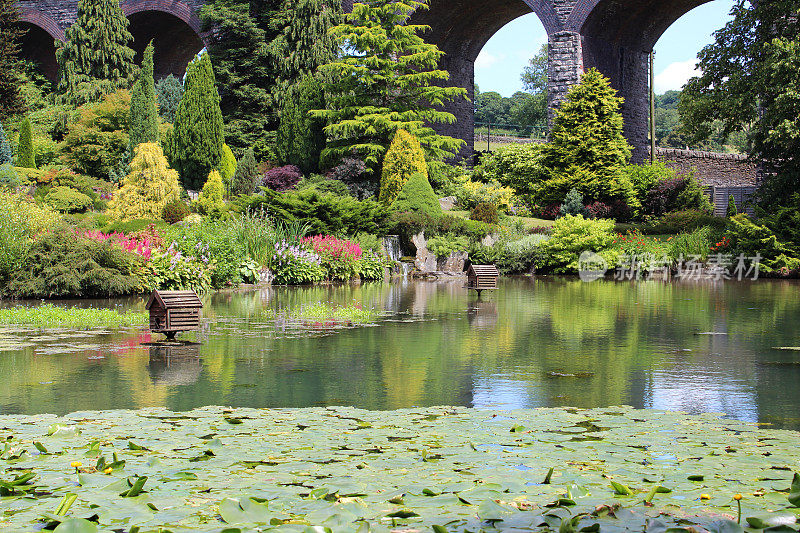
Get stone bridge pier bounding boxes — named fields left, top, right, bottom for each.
left=16, top=0, right=716, bottom=162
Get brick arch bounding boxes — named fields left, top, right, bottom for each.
left=567, top=0, right=713, bottom=49
left=17, top=7, right=65, bottom=40
left=120, top=0, right=205, bottom=37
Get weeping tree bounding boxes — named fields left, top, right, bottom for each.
left=56, top=0, right=136, bottom=105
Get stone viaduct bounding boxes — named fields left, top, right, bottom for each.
left=16, top=0, right=719, bottom=161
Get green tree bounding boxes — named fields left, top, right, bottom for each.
left=313, top=0, right=466, bottom=173
left=170, top=52, right=225, bottom=190
left=390, top=171, right=441, bottom=217
left=379, top=130, right=428, bottom=205
left=201, top=0, right=274, bottom=159
left=474, top=89, right=511, bottom=125
left=538, top=68, right=637, bottom=208
left=727, top=195, right=738, bottom=217
left=231, top=147, right=259, bottom=196
left=276, top=75, right=326, bottom=174
left=16, top=117, right=35, bottom=168
left=56, top=0, right=136, bottom=105
left=0, top=0, right=25, bottom=118
left=521, top=44, right=548, bottom=95
left=194, top=169, right=226, bottom=216
left=680, top=0, right=799, bottom=204
left=128, top=41, right=159, bottom=154
left=0, top=122, right=12, bottom=164
left=219, top=143, right=237, bottom=191
left=270, top=0, right=341, bottom=98
left=155, top=75, right=183, bottom=123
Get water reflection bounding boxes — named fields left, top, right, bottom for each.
left=1, top=278, right=798, bottom=428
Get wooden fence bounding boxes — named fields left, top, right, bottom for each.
left=704, top=186, right=758, bottom=217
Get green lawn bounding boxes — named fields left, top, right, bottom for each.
left=448, top=209, right=555, bottom=230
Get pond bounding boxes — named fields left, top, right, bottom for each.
left=1, top=277, right=799, bottom=429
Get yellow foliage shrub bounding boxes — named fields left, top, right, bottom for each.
left=194, top=170, right=225, bottom=216
left=379, top=130, right=428, bottom=205
left=453, top=172, right=514, bottom=210
left=108, top=143, right=182, bottom=220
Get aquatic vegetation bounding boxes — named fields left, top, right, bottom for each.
left=0, top=406, right=798, bottom=531
left=267, top=301, right=377, bottom=325
left=0, top=304, right=146, bottom=329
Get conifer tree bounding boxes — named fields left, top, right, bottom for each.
left=0, top=0, right=25, bottom=118
left=314, top=0, right=466, bottom=174
left=231, top=147, right=259, bottom=196
left=128, top=41, right=159, bottom=151
left=379, top=130, right=428, bottom=205
left=538, top=68, right=638, bottom=208
left=170, top=52, right=225, bottom=190
left=276, top=75, right=326, bottom=174
left=194, top=170, right=225, bottom=216
left=57, top=0, right=136, bottom=105
left=155, top=74, right=183, bottom=123
left=108, top=143, right=182, bottom=220
left=16, top=117, right=35, bottom=168
left=219, top=144, right=237, bottom=191
left=0, top=122, right=12, bottom=164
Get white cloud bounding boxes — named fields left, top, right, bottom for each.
left=655, top=59, right=701, bottom=93
left=475, top=51, right=503, bottom=70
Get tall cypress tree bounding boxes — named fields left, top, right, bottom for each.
left=57, top=0, right=136, bottom=105
left=170, top=52, right=225, bottom=190
left=17, top=117, right=35, bottom=168
left=128, top=41, right=159, bottom=151
left=276, top=75, right=326, bottom=173
left=0, top=0, right=25, bottom=118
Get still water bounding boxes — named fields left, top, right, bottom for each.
left=1, top=278, right=799, bottom=428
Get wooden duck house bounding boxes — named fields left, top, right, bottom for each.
left=466, top=264, right=499, bottom=296
left=146, top=290, right=203, bottom=339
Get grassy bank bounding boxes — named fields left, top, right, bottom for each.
left=0, top=304, right=146, bottom=329
left=1, top=406, right=798, bottom=531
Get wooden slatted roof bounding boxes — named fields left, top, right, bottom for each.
left=467, top=265, right=499, bottom=276
left=146, top=290, right=203, bottom=310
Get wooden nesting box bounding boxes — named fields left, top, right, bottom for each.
left=466, top=264, right=499, bottom=296
left=145, top=290, right=203, bottom=339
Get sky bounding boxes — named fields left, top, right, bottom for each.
left=474, top=0, right=736, bottom=96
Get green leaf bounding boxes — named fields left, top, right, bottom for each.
left=788, top=472, right=800, bottom=507
left=611, top=481, right=633, bottom=495
left=687, top=475, right=704, bottom=481
left=746, top=513, right=798, bottom=529
left=53, top=518, right=98, bottom=533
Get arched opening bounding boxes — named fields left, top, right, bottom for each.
left=579, top=0, right=732, bottom=159
left=408, top=0, right=551, bottom=157
left=473, top=12, right=549, bottom=148
left=127, top=11, right=204, bottom=79
left=17, top=22, right=58, bottom=82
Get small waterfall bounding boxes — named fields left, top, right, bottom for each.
left=383, top=235, right=401, bottom=262
left=400, top=262, right=412, bottom=277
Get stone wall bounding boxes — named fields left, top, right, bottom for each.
left=653, top=148, right=760, bottom=187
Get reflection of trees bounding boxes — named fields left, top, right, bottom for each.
left=1, top=279, right=799, bottom=427
left=148, top=344, right=201, bottom=386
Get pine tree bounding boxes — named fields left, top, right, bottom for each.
left=128, top=41, right=159, bottom=151
left=0, top=0, right=25, bottom=118
left=219, top=143, right=237, bottom=191
left=538, top=68, right=638, bottom=208
left=379, top=130, right=428, bottom=205
left=0, top=122, right=12, bottom=164
left=57, top=0, right=136, bottom=105
left=108, top=143, right=182, bottom=220
left=276, top=75, right=326, bottom=173
left=314, top=0, right=466, bottom=174
left=155, top=74, right=183, bottom=123
left=231, top=147, right=259, bottom=196
left=726, top=195, right=738, bottom=217
left=170, top=52, right=225, bottom=190
left=16, top=117, right=35, bottom=168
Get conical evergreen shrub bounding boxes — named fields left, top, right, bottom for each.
left=170, top=52, right=225, bottom=190
left=390, top=171, right=441, bottom=217
left=16, top=117, right=35, bottom=168
left=231, top=148, right=259, bottom=196
left=128, top=41, right=159, bottom=151
left=0, top=122, right=12, bottom=164
left=379, top=130, right=428, bottom=206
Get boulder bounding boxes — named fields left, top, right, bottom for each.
left=439, top=251, right=468, bottom=273
left=439, top=196, right=456, bottom=211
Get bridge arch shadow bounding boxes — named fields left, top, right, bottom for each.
left=16, top=9, right=63, bottom=82
left=125, top=8, right=206, bottom=79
